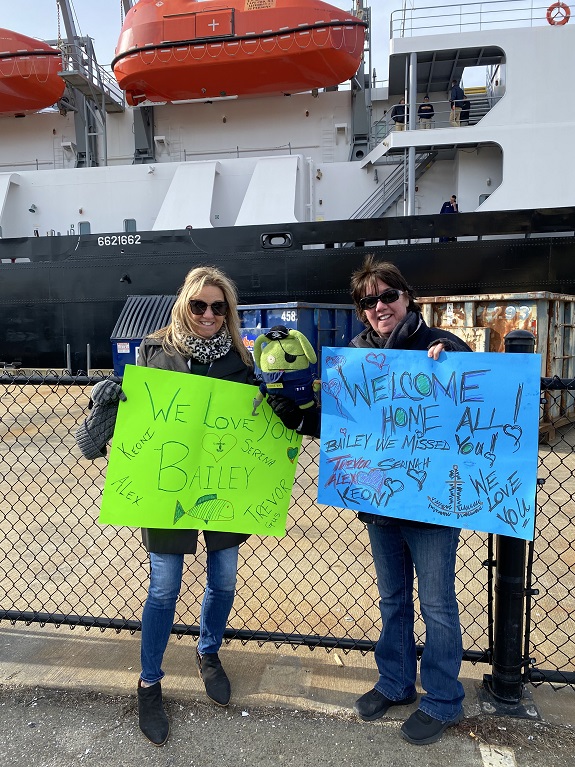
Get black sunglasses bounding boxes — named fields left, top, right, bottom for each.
left=189, top=299, right=228, bottom=316
left=359, top=289, right=404, bottom=311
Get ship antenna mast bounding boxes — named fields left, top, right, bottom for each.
left=400, top=0, right=416, bottom=37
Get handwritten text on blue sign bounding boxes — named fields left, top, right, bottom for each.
left=317, top=349, right=540, bottom=540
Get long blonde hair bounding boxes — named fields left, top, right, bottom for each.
left=151, top=265, right=252, bottom=366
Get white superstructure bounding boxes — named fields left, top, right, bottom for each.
left=0, top=0, right=574, bottom=240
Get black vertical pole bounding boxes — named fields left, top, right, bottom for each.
left=486, top=330, right=536, bottom=704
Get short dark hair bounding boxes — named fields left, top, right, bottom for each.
left=350, top=255, right=420, bottom=323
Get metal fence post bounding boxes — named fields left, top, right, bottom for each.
left=485, top=330, right=536, bottom=705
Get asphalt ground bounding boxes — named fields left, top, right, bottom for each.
left=0, top=623, right=574, bottom=767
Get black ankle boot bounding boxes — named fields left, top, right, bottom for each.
left=196, top=650, right=231, bottom=706
left=137, top=679, right=170, bottom=746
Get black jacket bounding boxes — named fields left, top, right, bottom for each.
left=440, top=200, right=458, bottom=215
left=138, top=337, right=255, bottom=555
left=390, top=103, right=407, bottom=123
left=418, top=102, right=434, bottom=119
left=450, top=84, right=465, bottom=107
left=350, top=313, right=472, bottom=528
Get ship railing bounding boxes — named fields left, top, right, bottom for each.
left=391, top=1, right=557, bottom=38
left=57, top=39, right=125, bottom=112
left=485, top=64, right=505, bottom=108
left=371, top=94, right=490, bottom=146
left=183, top=142, right=314, bottom=160
left=336, top=77, right=389, bottom=92
left=350, top=150, right=438, bottom=220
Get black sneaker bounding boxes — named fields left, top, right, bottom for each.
left=401, top=708, right=464, bottom=745
left=137, top=679, right=170, bottom=746
left=196, top=650, right=231, bottom=706
left=354, top=688, right=418, bottom=721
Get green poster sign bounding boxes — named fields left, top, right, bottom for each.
left=99, top=365, right=302, bottom=536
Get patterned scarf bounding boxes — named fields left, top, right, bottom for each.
left=175, top=324, right=233, bottom=365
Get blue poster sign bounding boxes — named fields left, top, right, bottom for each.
left=318, top=348, right=541, bottom=540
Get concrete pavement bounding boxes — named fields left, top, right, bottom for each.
left=0, top=623, right=574, bottom=767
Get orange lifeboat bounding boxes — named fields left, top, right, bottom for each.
left=0, top=29, right=65, bottom=115
left=113, top=0, right=367, bottom=106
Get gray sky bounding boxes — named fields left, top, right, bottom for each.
left=2, top=1, right=392, bottom=77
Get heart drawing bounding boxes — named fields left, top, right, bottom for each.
left=407, top=467, right=427, bottom=491
left=325, top=355, right=346, bottom=370
left=202, top=433, right=237, bottom=462
left=322, top=379, right=341, bottom=398
left=357, top=469, right=385, bottom=493
left=503, top=424, right=522, bottom=450
left=384, top=478, right=404, bottom=497
left=287, top=447, right=299, bottom=463
left=366, top=353, right=388, bottom=371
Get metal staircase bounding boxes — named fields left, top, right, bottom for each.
left=467, top=93, right=491, bottom=125
left=58, top=40, right=124, bottom=114
left=52, top=0, right=125, bottom=167
left=350, top=150, right=438, bottom=219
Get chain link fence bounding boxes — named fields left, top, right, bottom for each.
left=0, top=374, right=573, bottom=688
left=526, top=381, right=575, bottom=686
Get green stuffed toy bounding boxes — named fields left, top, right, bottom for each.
left=252, top=325, right=320, bottom=416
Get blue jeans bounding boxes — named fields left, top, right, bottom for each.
left=140, top=545, right=239, bottom=685
left=366, top=519, right=464, bottom=722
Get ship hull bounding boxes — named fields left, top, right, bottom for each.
left=1, top=209, right=575, bottom=370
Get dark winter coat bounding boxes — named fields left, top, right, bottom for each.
left=440, top=200, right=458, bottom=215
left=137, top=336, right=255, bottom=555
left=390, top=103, right=407, bottom=124
left=350, top=312, right=472, bottom=528
left=450, top=84, right=465, bottom=108
left=418, top=102, right=435, bottom=119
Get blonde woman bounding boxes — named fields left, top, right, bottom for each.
left=78, top=265, right=254, bottom=746
left=136, top=265, right=255, bottom=744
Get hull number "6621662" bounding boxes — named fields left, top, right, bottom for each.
left=97, top=234, right=142, bottom=246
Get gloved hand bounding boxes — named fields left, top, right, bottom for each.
left=267, top=394, right=320, bottom=437
left=89, top=379, right=127, bottom=407
left=267, top=393, right=303, bottom=430
left=75, top=380, right=126, bottom=459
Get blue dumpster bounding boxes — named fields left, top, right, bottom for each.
left=238, top=302, right=362, bottom=374
left=110, top=295, right=176, bottom=376
left=111, top=297, right=362, bottom=376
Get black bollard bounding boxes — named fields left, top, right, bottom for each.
left=503, top=329, right=537, bottom=355
left=486, top=330, right=536, bottom=704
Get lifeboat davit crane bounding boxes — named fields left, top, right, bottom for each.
left=0, top=28, right=65, bottom=115
left=112, top=0, right=368, bottom=106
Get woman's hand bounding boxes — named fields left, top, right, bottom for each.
left=428, top=342, right=445, bottom=360
left=427, top=337, right=467, bottom=359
